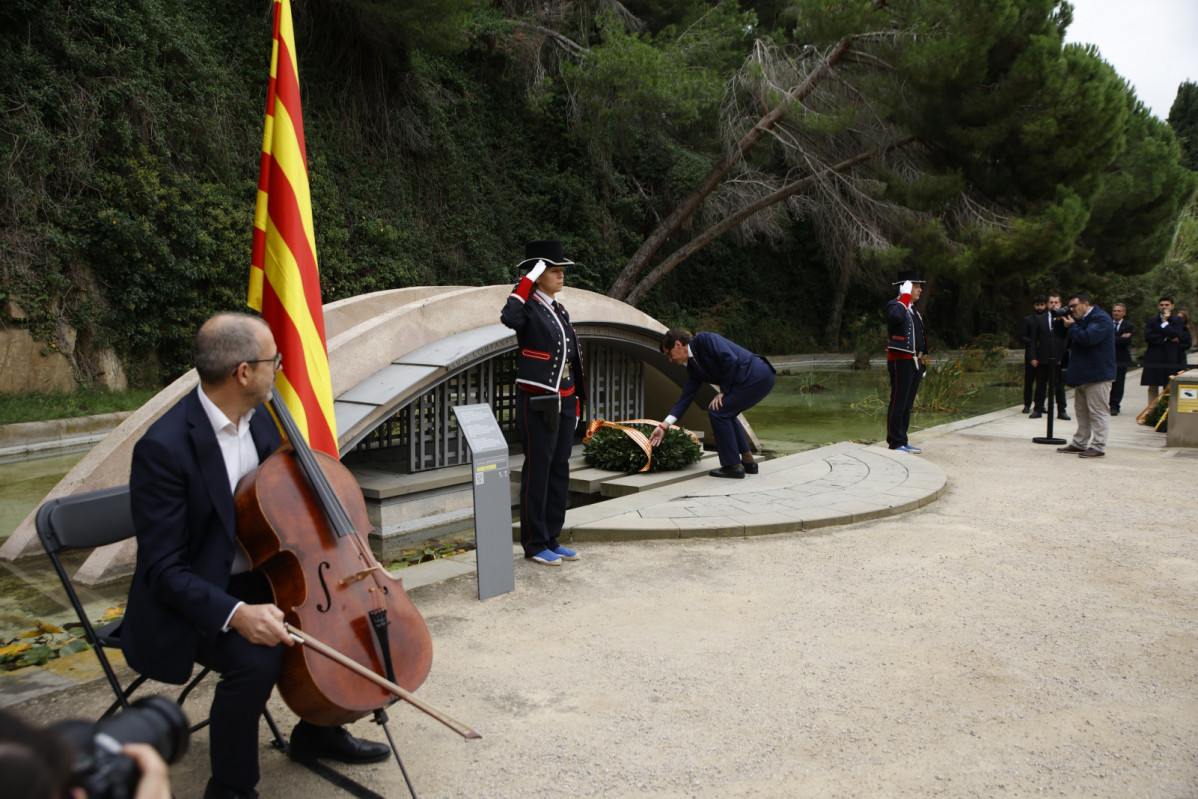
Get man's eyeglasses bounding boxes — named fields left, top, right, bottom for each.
left=243, top=352, right=283, bottom=372
left=1068, top=303, right=1080, bottom=309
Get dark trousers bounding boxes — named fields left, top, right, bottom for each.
left=195, top=572, right=284, bottom=792
left=1031, top=363, right=1051, bottom=410
left=1032, top=362, right=1066, bottom=412
left=1023, top=359, right=1036, bottom=408
left=886, top=358, right=922, bottom=448
left=1053, top=363, right=1068, bottom=411
left=516, top=391, right=578, bottom=557
left=708, top=371, right=776, bottom=468
left=1110, top=366, right=1127, bottom=412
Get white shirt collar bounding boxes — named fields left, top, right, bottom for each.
left=197, top=385, right=255, bottom=435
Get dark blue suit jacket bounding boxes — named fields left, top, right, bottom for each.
left=1112, top=317, right=1136, bottom=367
left=667, top=332, right=774, bottom=421
left=1064, top=307, right=1116, bottom=386
left=122, top=388, right=281, bottom=685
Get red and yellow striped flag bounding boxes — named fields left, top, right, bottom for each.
left=248, top=0, right=338, bottom=456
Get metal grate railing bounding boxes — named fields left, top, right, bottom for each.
left=353, top=343, right=643, bottom=472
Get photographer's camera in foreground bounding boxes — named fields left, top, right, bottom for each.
left=2, top=695, right=184, bottom=799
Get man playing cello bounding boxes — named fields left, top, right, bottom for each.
left=121, top=313, right=389, bottom=799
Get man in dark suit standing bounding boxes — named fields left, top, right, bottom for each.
left=1019, top=295, right=1048, bottom=413
left=123, top=313, right=387, bottom=799
left=1109, top=302, right=1136, bottom=415
left=1028, top=293, right=1070, bottom=420
left=648, top=329, right=776, bottom=478
left=1056, top=293, right=1116, bottom=458
left=1141, top=296, right=1186, bottom=405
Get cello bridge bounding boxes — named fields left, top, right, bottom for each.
left=340, top=565, right=384, bottom=586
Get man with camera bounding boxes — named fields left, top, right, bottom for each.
left=2, top=702, right=173, bottom=799
left=1055, top=292, right=1116, bottom=458
left=123, top=313, right=388, bottom=799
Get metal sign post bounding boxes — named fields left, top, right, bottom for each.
left=452, top=404, right=515, bottom=600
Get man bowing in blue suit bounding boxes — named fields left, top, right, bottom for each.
left=648, top=329, right=776, bottom=478
left=123, top=313, right=388, bottom=799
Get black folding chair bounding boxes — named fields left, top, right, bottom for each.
left=34, top=485, right=285, bottom=747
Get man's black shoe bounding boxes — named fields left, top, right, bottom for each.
left=1028, top=410, right=1043, bottom=419
left=1057, top=412, right=1070, bottom=421
left=1110, top=407, right=1120, bottom=416
left=204, top=778, right=258, bottom=799
left=709, top=465, right=745, bottom=479
left=1021, top=405, right=1031, bottom=413
left=741, top=461, right=759, bottom=475
left=289, top=721, right=391, bottom=764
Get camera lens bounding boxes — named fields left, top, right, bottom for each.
left=95, top=695, right=190, bottom=764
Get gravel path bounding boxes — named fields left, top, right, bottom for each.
left=14, top=433, right=1198, bottom=798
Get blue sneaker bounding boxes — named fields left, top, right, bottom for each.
left=895, top=444, right=922, bottom=454
left=552, top=546, right=580, bottom=561
left=531, top=549, right=562, bottom=565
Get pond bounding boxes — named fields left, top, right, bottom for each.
left=752, top=362, right=1023, bottom=453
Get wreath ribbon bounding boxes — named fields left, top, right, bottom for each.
left=583, top=419, right=700, bottom=473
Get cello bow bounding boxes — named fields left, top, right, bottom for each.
left=287, top=624, right=481, bottom=740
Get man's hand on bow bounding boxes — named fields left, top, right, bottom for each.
left=231, top=603, right=293, bottom=647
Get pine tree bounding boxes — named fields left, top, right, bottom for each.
left=1168, top=81, right=1198, bottom=172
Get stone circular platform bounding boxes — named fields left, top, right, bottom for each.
left=561, top=441, right=947, bottom=541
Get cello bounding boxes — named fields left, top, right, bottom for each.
left=234, top=387, right=476, bottom=737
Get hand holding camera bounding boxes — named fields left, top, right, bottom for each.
left=54, top=695, right=188, bottom=799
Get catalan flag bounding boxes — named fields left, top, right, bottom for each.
left=248, top=0, right=338, bottom=456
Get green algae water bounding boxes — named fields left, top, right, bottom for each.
left=752, top=364, right=1023, bottom=454
left=0, top=452, right=85, bottom=544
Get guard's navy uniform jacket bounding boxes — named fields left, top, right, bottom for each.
left=501, top=274, right=587, bottom=558
left=885, top=291, right=927, bottom=449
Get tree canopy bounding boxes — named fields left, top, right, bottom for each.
left=0, top=0, right=1193, bottom=384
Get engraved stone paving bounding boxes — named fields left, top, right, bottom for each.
left=561, top=441, right=947, bottom=541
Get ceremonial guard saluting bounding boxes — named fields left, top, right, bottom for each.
left=885, top=269, right=928, bottom=453
left=500, top=240, right=587, bottom=566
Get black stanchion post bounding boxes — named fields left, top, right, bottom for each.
left=1033, top=356, right=1066, bottom=445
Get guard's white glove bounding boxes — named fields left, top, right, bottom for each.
left=899, top=280, right=913, bottom=296
left=526, top=259, right=547, bottom=283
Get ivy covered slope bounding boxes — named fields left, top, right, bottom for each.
left=0, top=0, right=588, bottom=382
left=1, top=1, right=1194, bottom=388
